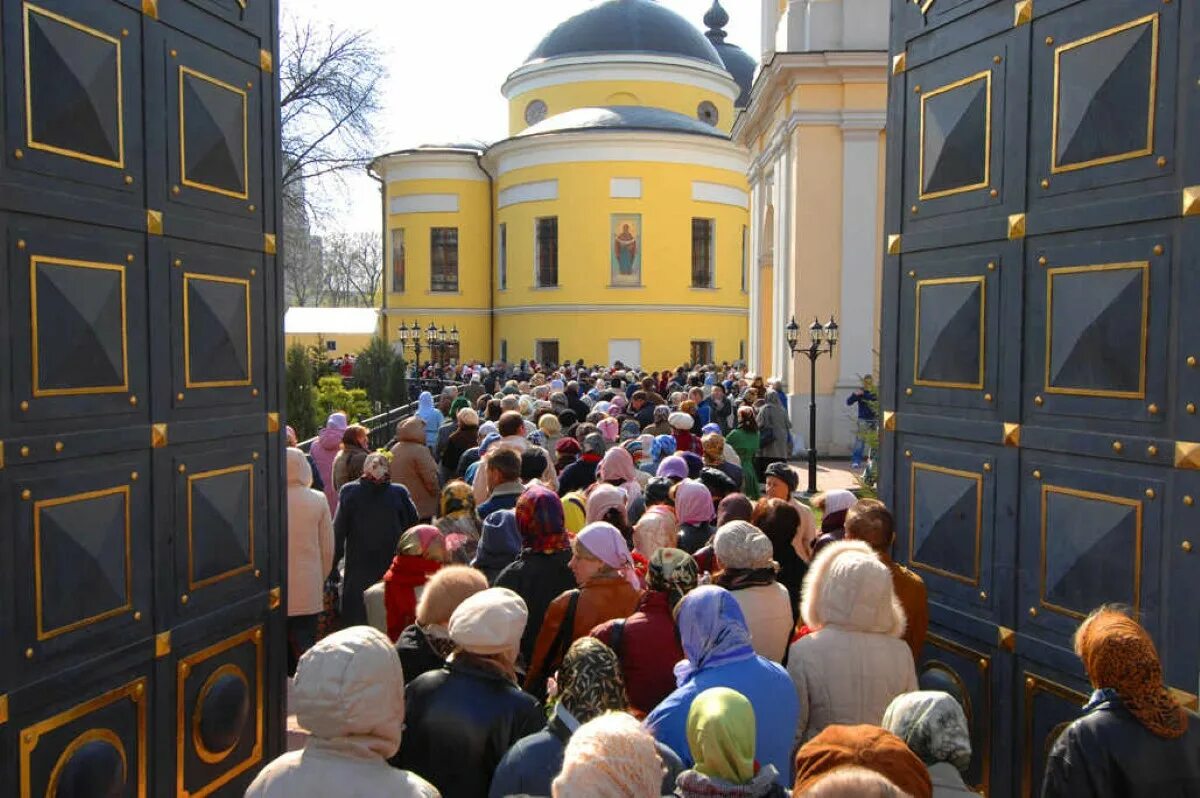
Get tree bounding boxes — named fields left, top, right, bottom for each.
left=352, top=335, right=394, bottom=409
left=285, top=343, right=320, bottom=439
left=324, top=231, right=382, bottom=307
left=314, top=376, right=372, bottom=425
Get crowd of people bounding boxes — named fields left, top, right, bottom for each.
left=262, top=362, right=1200, bottom=797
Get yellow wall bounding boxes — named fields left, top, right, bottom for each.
left=494, top=311, right=747, bottom=367
left=285, top=332, right=376, bottom=358
left=509, top=80, right=735, bottom=135
left=384, top=177, right=491, bottom=309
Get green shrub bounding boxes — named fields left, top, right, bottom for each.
left=315, top=375, right=372, bottom=424
left=353, top=335, right=394, bottom=410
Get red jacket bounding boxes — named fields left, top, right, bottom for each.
left=382, top=555, right=441, bottom=641
left=592, top=590, right=683, bottom=718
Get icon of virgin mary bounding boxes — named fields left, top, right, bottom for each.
left=614, top=222, right=637, bottom=276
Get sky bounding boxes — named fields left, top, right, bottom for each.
left=284, top=0, right=762, bottom=234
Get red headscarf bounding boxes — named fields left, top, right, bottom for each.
left=515, top=484, right=570, bottom=553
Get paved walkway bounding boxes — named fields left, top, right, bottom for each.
left=783, top=457, right=866, bottom=495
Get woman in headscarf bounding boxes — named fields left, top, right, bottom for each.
left=754, top=390, right=791, bottom=482
left=285, top=448, right=333, bottom=676
left=593, top=548, right=698, bottom=718
left=597, top=446, right=644, bottom=506
left=793, top=725, right=933, bottom=798
left=725, top=405, right=762, bottom=499
left=650, top=433, right=680, bottom=474
left=389, top=417, right=441, bottom=522
left=810, top=489, right=857, bottom=559
left=245, top=626, right=438, bottom=798
left=676, top=687, right=790, bottom=797
left=552, top=712, right=667, bottom=798
left=1042, top=606, right=1200, bottom=797
left=414, top=391, right=443, bottom=449
left=597, top=415, right=620, bottom=445
left=395, top=565, right=488, bottom=684
left=788, top=541, right=917, bottom=745
left=703, top=431, right=745, bottom=489
left=396, top=588, right=545, bottom=797
left=331, top=424, right=371, bottom=492
left=674, top=479, right=716, bottom=554
left=717, top=493, right=754, bottom=526
left=433, top=480, right=481, bottom=564
left=670, top=411, right=704, bottom=455
left=472, top=509, right=522, bottom=585
left=494, top=485, right=576, bottom=668
left=586, top=483, right=636, bottom=547
left=753, top=498, right=808, bottom=625
left=381, top=525, right=447, bottom=641
left=441, top=406, right=479, bottom=482
left=311, top=411, right=348, bottom=513
left=491, top=638, right=684, bottom=798
left=882, top=691, right=976, bottom=797
left=713, top=522, right=793, bottom=663
left=632, top=506, right=678, bottom=558
left=646, top=586, right=799, bottom=786
left=554, top=437, right=581, bottom=473
left=525, top=522, right=642, bottom=698
left=333, top=454, right=420, bottom=628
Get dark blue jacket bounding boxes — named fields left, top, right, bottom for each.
left=846, top=389, right=877, bottom=421
left=332, top=479, right=418, bottom=627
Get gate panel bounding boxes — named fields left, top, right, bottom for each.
left=884, top=0, right=1198, bottom=791
left=0, top=0, right=283, bottom=794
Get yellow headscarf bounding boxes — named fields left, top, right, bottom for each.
left=686, top=687, right=757, bottom=784
left=562, top=490, right=587, bottom=536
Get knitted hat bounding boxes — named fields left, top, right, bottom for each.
left=448, top=587, right=528, bottom=659
left=713, top=521, right=775, bottom=570
left=669, top=412, right=694, bottom=430
left=764, top=461, right=798, bottom=493
left=415, top=565, right=488, bottom=626
left=820, top=488, right=857, bottom=515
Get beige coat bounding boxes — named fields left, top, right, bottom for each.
left=389, top=417, right=441, bottom=519
left=286, top=449, right=334, bottom=616
left=729, top=582, right=794, bottom=663
left=244, top=626, right=439, bottom=798
left=787, top=540, right=918, bottom=744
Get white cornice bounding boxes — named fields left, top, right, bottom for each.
left=503, top=54, right=740, bottom=101
left=493, top=303, right=748, bottom=316
left=374, top=151, right=488, bottom=184
left=746, top=108, right=886, bottom=181
left=483, top=130, right=750, bottom=178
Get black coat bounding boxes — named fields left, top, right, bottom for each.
left=1042, top=696, right=1200, bottom=798
left=395, top=658, right=544, bottom=798
left=556, top=457, right=599, bottom=496
left=493, top=550, right=576, bottom=667
left=332, top=479, right=418, bottom=627
left=394, top=624, right=445, bottom=684
left=678, top=522, right=715, bottom=554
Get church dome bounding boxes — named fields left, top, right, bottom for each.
left=527, top=0, right=725, bottom=68
left=515, top=106, right=728, bottom=140
left=704, top=1, right=756, bottom=107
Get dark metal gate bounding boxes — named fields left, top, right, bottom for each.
left=0, top=0, right=284, bottom=794
left=880, top=0, right=1198, bottom=793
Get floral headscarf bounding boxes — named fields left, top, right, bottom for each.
left=557, top=637, right=628, bottom=724
left=360, top=453, right=390, bottom=483
left=1077, top=609, right=1187, bottom=738
left=514, top=484, right=570, bottom=553
left=701, top=433, right=726, bottom=465
left=646, top=547, right=698, bottom=610
left=397, top=525, right=444, bottom=558
left=440, top=480, right=475, bottom=519
left=881, top=690, right=973, bottom=772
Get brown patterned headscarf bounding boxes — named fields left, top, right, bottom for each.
left=1078, top=609, right=1187, bottom=739
left=557, top=638, right=628, bottom=724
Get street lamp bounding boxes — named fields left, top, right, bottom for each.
left=786, top=314, right=839, bottom=495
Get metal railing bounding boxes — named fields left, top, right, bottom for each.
left=297, top=379, right=462, bottom=453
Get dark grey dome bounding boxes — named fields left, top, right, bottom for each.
left=704, top=1, right=756, bottom=107
left=515, top=106, right=728, bottom=140
left=528, top=0, right=724, bottom=68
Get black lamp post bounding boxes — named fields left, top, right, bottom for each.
left=785, top=314, right=839, bottom=495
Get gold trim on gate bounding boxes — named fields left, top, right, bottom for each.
left=1007, top=213, right=1026, bottom=239
left=178, top=66, right=250, bottom=200
left=0, top=694, right=8, bottom=725
left=1183, top=186, right=1200, bottom=216
left=267, top=412, right=280, bottom=433
left=913, top=276, right=986, bottom=389
left=176, top=626, right=263, bottom=798
left=48, top=728, right=128, bottom=795
left=23, top=4, right=125, bottom=168
left=998, top=625, right=1016, bottom=652
left=0, top=441, right=5, bottom=471
left=1051, top=14, right=1159, bottom=174
left=1022, top=673, right=1087, bottom=797
left=141, top=0, right=158, bottom=18
left=259, top=49, right=273, bottom=73
left=882, top=410, right=896, bottom=431
left=918, top=70, right=992, bottom=200
left=34, top=485, right=132, bottom=640
left=19, top=677, right=148, bottom=798
left=1013, top=0, right=1032, bottom=26
left=187, top=464, right=255, bottom=590
left=887, top=234, right=901, bottom=255
left=183, top=273, right=253, bottom=388
left=1175, top=442, right=1200, bottom=470
left=1003, top=422, right=1021, bottom=447
left=925, top=635, right=992, bottom=794
left=146, top=209, right=163, bottom=235
left=192, top=663, right=250, bottom=764
left=892, top=51, right=906, bottom=75
left=909, top=463, right=983, bottom=585
left=152, top=423, right=169, bottom=449
left=156, top=630, right=172, bottom=658
left=1044, top=262, right=1149, bottom=398
left=263, top=233, right=276, bottom=254
left=30, top=256, right=129, bottom=397
left=1040, top=484, right=1142, bottom=620
left=268, top=586, right=281, bottom=610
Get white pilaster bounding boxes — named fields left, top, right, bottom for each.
left=747, top=178, right=765, bottom=370
left=771, top=140, right=792, bottom=384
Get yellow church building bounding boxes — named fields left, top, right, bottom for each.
left=369, top=0, right=756, bottom=368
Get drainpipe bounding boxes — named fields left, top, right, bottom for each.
left=475, top=150, right=495, bottom=364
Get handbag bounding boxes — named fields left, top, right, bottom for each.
left=316, top=575, right=341, bottom=640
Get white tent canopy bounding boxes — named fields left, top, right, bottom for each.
left=284, top=307, right=380, bottom=335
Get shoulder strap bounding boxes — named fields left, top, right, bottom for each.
left=542, top=589, right=580, bottom=680
left=609, top=618, right=626, bottom=659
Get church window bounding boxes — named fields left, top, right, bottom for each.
left=691, top=341, right=714, bottom=365
left=498, top=223, right=507, bottom=290
left=430, top=227, right=458, bottom=292
left=691, top=218, right=715, bottom=288
left=536, top=217, right=558, bottom=287
left=525, top=99, right=548, bottom=126
left=536, top=339, right=560, bottom=366
left=697, top=101, right=719, bottom=126
left=391, top=228, right=405, bottom=293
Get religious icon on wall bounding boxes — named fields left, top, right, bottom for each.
left=611, top=214, right=641, bottom=285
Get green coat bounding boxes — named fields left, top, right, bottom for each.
left=725, top=428, right=761, bottom=499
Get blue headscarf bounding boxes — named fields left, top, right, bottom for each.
left=652, top=434, right=677, bottom=465
left=472, top=509, right=522, bottom=573
left=673, top=585, right=756, bottom=686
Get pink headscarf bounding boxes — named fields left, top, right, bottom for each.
left=675, top=480, right=714, bottom=525
left=585, top=484, right=628, bottom=524
left=576, top=522, right=640, bottom=589
left=597, top=448, right=643, bottom=505
left=597, top=416, right=619, bottom=443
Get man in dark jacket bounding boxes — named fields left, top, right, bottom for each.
left=629, top=390, right=658, bottom=429
left=332, top=454, right=419, bottom=627
left=395, top=588, right=544, bottom=797
left=477, top=447, right=525, bottom=518
left=556, top=433, right=604, bottom=495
